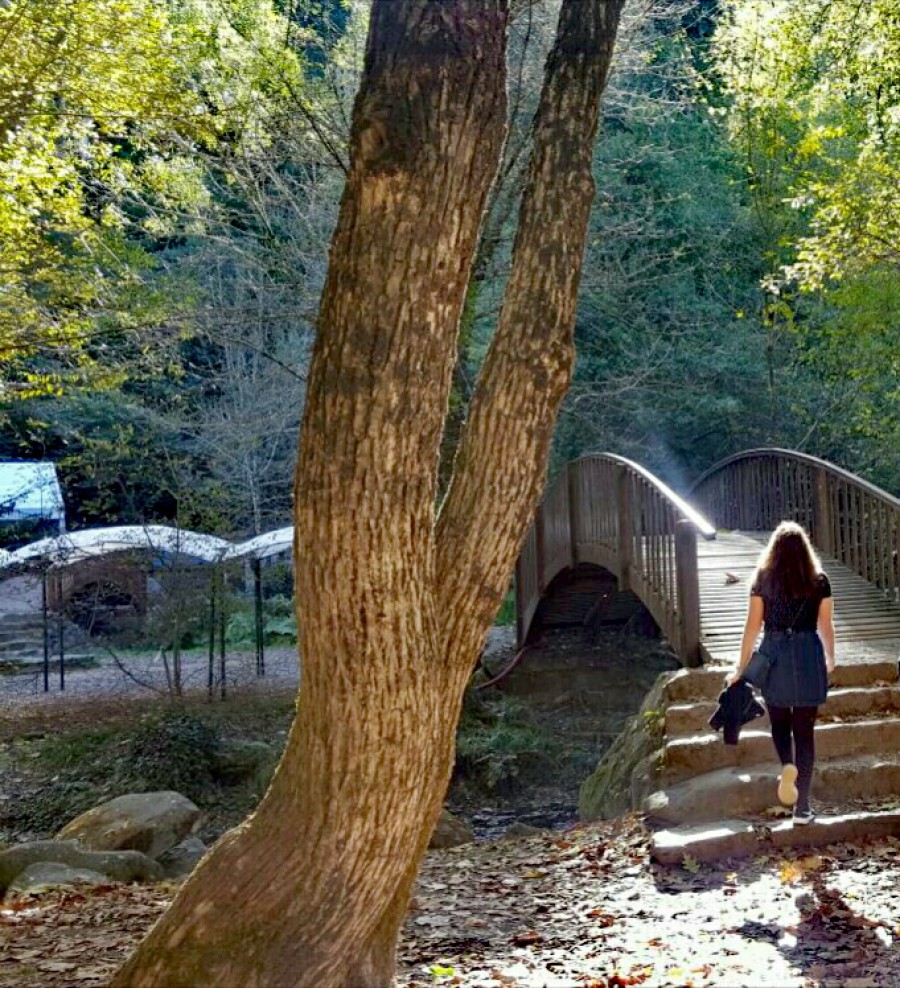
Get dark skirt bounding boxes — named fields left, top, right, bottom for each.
left=760, top=629, right=828, bottom=708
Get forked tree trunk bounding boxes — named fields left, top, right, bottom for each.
left=115, top=1, right=624, bottom=986
left=114, top=4, right=508, bottom=985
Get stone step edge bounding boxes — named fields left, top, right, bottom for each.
left=665, top=687, right=900, bottom=741
left=651, top=809, right=900, bottom=865
left=668, top=683, right=900, bottom=714
left=663, top=710, right=900, bottom=748
left=664, top=660, right=900, bottom=702
left=643, top=754, right=900, bottom=824
left=0, top=654, right=98, bottom=674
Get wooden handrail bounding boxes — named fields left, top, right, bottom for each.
left=515, top=453, right=716, bottom=665
left=691, top=448, right=900, bottom=512
left=690, top=448, right=900, bottom=609
left=578, top=453, right=718, bottom=540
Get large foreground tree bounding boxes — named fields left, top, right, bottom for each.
left=115, top=0, right=625, bottom=984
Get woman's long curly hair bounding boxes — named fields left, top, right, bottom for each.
left=754, top=521, right=822, bottom=598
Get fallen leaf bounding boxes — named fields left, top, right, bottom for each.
left=779, top=860, right=803, bottom=883
left=682, top=854, right=701, bottom=874
left=587, top=909, right=616, bottom=927
left=763, top=805, right=792, bottom=818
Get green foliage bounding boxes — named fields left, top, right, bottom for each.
left=551, top=4, right=782, bottom=476
left=2, top=0, right=896, bottom=545
left=9, top=711, right=222, bottom=833
left=124, top=712, right=222, bottom=796
left=456, top=692, right=561, bottom=793
left=714, top=1, right=900, bottom=489
left=0, top=0, right=308, bottom=397
left=494, top=590, right=516, bottom=628
left=226, top=595, right=298, bottom=646
left=716, top=0, right=900, bottom=288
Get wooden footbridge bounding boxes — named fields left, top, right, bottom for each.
left=516, top=449, right=900, bottom=665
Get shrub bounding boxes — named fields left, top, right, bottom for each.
left=225, top=594, right=297, bottom=645
left=456, top=693, right=560, bottom=793
left=123, top=712, right=221, bottom=798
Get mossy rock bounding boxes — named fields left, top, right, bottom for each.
left=7, top=862, right=114, bottom=898
left=429, top=809, right=474, bottom=849
left=56, top=791, right=199, bottom=859
left=578, top=671, right=672, bottom=822
left=0, top=840, right=161, bottom=895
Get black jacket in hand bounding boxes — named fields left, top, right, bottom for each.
left=708, top=680, right=766, bottom=745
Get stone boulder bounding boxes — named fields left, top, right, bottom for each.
left=0, top=840, right=161, bottom=895
left=502, top=822, right=547, bottom=840
left=7, top=862, right=114, bottom=898
left=56, top=791, right=199, bottom=860
left=429, top=809, right=474, bottom=849
left=578, top=671, right=670, bottom=822
left=157, top=836, right=208, bottom=879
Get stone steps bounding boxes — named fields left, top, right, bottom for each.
left=0, top=613, right=87, bottom=660
left=666, top=684, right=900, bottom=736
left=623, top=657, right=900, bottom=862
left=651, top=808, right=900, bottom=864
left=644, top=754, right=900, bottom=826
left=0, top=638, right=55, bottom=654
left=663, top=716, right=900, bottom=781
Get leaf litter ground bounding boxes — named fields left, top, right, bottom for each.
left=2, top=815, right=899, bottom=986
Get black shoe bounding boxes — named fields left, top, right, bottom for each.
left=793, top=808, right=816, bottom=826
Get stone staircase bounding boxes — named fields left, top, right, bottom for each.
left=644, top=654, right=900, bottom=863
left=0, top=612, right=92, bottom=674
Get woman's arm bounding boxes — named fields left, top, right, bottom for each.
left=818, top=596, right=836, bottom=673
left=726, top=595, right=764, bottom=687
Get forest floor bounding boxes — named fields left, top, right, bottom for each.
left=2, top=814, right=900, bottom=987
left=0, top=626, right=674, bottom=843
left=4, top=627, right=898, bottom=985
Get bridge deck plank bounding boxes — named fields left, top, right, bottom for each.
left=697, top=531, right=900, bottom=666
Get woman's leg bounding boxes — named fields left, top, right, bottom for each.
left=768, top=704, right=794, bottom=765
left=792, top=706, right=818, bottom=812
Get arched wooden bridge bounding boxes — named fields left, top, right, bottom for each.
left=516, top=449, right=900, bottom=666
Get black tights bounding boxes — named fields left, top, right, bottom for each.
left=769, top=705, right=818, bottom=812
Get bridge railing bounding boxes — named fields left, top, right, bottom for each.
left=691, top=448, right=900, bottom=607
left=516, top=454, right=716, bottom=665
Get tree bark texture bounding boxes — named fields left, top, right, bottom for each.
left=114, top=3, right=508, bottom=986
left=115, top=1, right=625, bottom=985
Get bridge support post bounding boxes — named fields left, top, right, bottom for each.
left=675, top=519, right=701, bottom=667
left=535, top=508, right=546, bottom=593
left=567, top=461, right=580, bottom=568
left=814, top=467, right=834, bottom=556
left=514, top=560, right=524, bottom=648
left=616, top=465, right=633, bottom=591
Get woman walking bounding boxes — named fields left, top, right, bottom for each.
left=727, top=521, right=836, bottom=823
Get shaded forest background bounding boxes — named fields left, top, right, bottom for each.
left=2, top=0, right=897, bottom=543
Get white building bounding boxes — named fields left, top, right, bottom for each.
left=0, top=461, right=66, bottom=533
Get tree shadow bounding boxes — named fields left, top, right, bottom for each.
left=735, top=864, right=898, bottom=983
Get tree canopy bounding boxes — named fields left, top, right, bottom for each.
left=1, top=0, right=897, bottom=530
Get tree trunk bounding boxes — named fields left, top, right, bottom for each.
left=115, top=1, right=624, bottom=985
left=114, top=3, right=508, bottom=986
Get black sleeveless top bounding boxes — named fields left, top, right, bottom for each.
left=750, top=572, right=831, bottom=633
